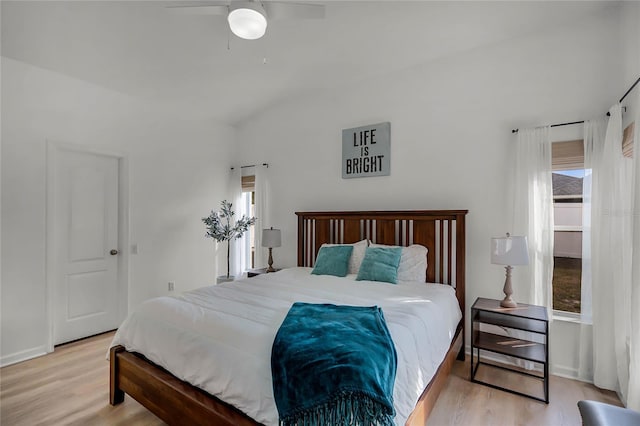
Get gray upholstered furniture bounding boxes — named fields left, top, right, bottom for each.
left=578, top=400, right=640, bottom=426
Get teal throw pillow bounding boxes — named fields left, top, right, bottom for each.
left=356, top=247, right=403, bottom=284
left=311, top=246, right=354, bottom=277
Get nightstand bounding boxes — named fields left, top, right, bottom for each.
left=246, top=267, right=280, bottom=278
left=470, top=297, right=549, bottom=403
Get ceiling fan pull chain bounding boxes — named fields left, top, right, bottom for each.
left=263, top=40, right=268, bottom=65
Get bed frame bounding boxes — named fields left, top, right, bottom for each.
left=110, top=209, right=467, bottom=425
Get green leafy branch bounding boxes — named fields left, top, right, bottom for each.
left=203, top=200, right=257, bottom=279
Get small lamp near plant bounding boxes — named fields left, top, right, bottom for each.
left=491, top=233, right=529, bottom=308
left=262, top=227, right=281, bottom=273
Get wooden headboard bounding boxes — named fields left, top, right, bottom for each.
left=295, top=210, right=468, bottom=319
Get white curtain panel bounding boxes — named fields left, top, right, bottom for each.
left=513, top=127, right=554, bottom=315
left=629, top=91, right=640, bottom=411
left=582, top=118, right=608, bottom=323
left=588, top=103, right=635, bottom=404
left=228, top=167, right=248, bottom=279
left=577, top=117, right=607, bottom=382
left=253, top=166, right=270, bottom=268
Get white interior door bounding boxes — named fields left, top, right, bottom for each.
left=53, top=149, right=120, bottom=345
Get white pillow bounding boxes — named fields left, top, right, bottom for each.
left=370, top=243, right=428, bottom=282
left=320, top=239, right=368, bottom=275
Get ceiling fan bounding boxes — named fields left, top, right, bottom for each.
left=167, top=1, right=325, bottom=40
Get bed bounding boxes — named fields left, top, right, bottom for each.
left=109, top=210, right=467, bottom=425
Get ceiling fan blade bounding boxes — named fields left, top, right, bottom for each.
left=165, top=5, right=228, bottom=15
left=262, top=2, right=325, bottom=20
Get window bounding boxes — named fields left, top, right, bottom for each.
left=241, top=175, right=256, bottom=268
left=551, top=139, right=584, bottom=314
left=552, top=169, right=583, bottom=313
left=550, top=121, right=633, bottom=314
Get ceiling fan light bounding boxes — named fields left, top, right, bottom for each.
left=228, top=3, right=267, bottom=40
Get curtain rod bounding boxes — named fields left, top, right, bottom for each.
left=619, top=77, right=640, bottom=103
left=511, top=76, right=639, bottom=134
left=230, top=163, right=269, bottom=170
left=511, top=120, right=584, bottom=133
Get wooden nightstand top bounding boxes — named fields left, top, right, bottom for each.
left=472, top=297, right=548, bottom=322
left=246, top=268, right=281, bottom=277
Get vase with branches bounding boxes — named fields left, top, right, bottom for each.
left=203, top=200, right=256, bottom=282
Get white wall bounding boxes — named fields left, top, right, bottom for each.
left=620, top=1, right=639, bottom=127
left=554, top=231, right=583, bottom=259
left=1, top=58, right=234, bottom=365
left=555, top=203, right=583, bottom=228
left=235, top=8, right=623, bottom=378
left=554, top=203, right=582, bottom=258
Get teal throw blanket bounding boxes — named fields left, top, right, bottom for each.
left=271, top=302, right=397, bottom=426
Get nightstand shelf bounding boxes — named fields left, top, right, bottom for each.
left=471, top=297, right=549, bottom=403
left=473, top=331, right=546, bottom=364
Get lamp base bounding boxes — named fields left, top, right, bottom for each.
left=500, top=265, right=518, bottom=308
left=266, top=247, right=275, bottom=273
left=500, top=297, right=518, bottom=308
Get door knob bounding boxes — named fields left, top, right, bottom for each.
left=110, top=249, right=119, bottom=255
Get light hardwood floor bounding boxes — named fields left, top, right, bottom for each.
left=427, top=361, right=621, bottom=426
left=1, top=332, right=163, bottom=426
left=1, top=331, right=621, bottom=426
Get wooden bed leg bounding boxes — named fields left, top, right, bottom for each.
left=457, top=341, right=465, bottom=361
left=110, top=345, right=125, bottom=405
left=456, top=325, right=465, bottom=361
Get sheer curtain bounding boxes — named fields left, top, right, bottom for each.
left=629, top=92, right=640, bottom=411
left=228, top=168, right=249, bottom=279
left=587, top=103, right=637, bottom=408
left=577, top=117, right=607, bottom=382
left=512, top=127, right=554, bottom=314
left=253, top=166, right=270, bottom=268
left=581, top=118, right=607, bottom=326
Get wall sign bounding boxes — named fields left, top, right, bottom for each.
left=342, top=122, right=390, bottom=179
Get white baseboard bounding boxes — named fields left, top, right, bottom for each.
left=551, top=364, right=578, bottom=379
left=551, top=364, right=594, bottom=383
left=1, top=345, right=49, bottom=367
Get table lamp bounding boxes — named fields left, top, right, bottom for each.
left=262, top=227, right=281, bottom=273
left=491, top=233, right=529, bottom=308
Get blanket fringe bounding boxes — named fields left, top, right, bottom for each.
left=279, top=391, right=394, bottom=426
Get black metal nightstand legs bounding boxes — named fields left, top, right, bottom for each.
left=470, top=297, right=549, bottom=404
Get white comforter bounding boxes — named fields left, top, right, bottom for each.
left=109, top=267, right=461, bottom=425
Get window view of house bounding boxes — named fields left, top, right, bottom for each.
left=552, top=170, right=584, bottom=313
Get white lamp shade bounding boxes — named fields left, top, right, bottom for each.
left=262, top=228, right=281, bottom=248
left=228, top=2, right=267, bottom=40
left=491, top=235, right=529, bottom=266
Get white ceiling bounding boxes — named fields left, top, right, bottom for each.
left=1, top=1, right=617, bottom=126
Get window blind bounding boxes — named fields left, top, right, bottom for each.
left=552, top=121, right=634, bottom=168
left=623, top=122, right=634, bottom=159
left=242, top=175, right=255, bottom=192
left=552, top=139, right=584, bottom=170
